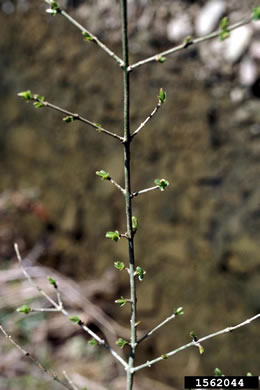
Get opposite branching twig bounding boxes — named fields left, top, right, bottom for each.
left=0, top=323, right=74, bottom=390
left=14, top=243, right=128, bottom=370
left=132, top=313, right=260, bottom=373
left=128, top=14, right=254, bottom=71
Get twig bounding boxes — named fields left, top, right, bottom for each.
left=136, top=312, right=177, bottom=345
left=131, top=313, right=260, bottom=373
left=14, top=243, right=128, bottom=370
left=131, top=185, right=159, bottom=198
left=108, top=177, right=126, bottom=195
left=54, top=7, right=124, bottom=68
left=131, top=101, right=162, bottom=139
left=128, top=14, right=253, bottom=71
left=0, top=323, right=73, bottom=390
left=32, top=96, right=123, bottom=142
left=63, top=370, right=79, bottom=390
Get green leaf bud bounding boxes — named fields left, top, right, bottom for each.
left=17, top=305, right=31, bottom=314
left=114, top=261, right=125, bottom=271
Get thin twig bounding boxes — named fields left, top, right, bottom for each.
left=131, top=313, right=260, bottom=373
left=55, top=8, right=124, bottom=68
left=32, top=97, right=123, bottom=142
left=131, top=185, right=159, bottom=198
left=131, top=101, right=162, bottom=139
left=108, top=177, right=126, bottom=195
left=136, top=312, right=177, bottom=345
left=128, top=14, right=253, bottom=71
left=63, top=370, right=79, bottom=390
left=14, top=243, right=128, bottom=370
left=0, top=323, right=73, bottom=390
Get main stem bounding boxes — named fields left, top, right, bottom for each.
left=120, top=1, right=136, bottom=389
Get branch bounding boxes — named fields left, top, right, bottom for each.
left=63, top=371, right=80, bottom=390
left=14, top=243, right=128, bottom=370
left=131, top=101, right=162, bottom=139
left=108, top=177, right=126, bottom=195
left=136, top=311, right=179, bottom=345
left=131, top=313, right=260, bottom=373
left=128, top=14, right=253, bottom=71
left=0, top=323, right=73, bottom=390
left=45, top=0, right=124, bottom=68
left=131, top=185, right=159, bottom=198
left=32, top=95, right=123, bottom=142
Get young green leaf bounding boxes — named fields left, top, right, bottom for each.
left=132, top=216, right=138, bottom=231
left=115, top=297, right=127, bottom=307
left=63, top=115, right=74, bottom=123
left=161, top=354, right=168, bottom=359
left=175, top=307, right=184, bottom=316
left=253, top=6, right=260, bottom=20
left=116, top=338, right=128, bottom=349
left=45, top=0, right=60, bottom=15
left=154, top=178, right=169, bottom=191
left=94, top=123, right=102, bottom=132
left=156, top=56, right=166, bottom=63
left=135, top=266, right=146, bottom=281
left=48, top=276, right=57, bottom=288
left=219, top=17, right=230, bottom=41
left=214, top=368, right=224, bottom=376
left=17, top=305, right=31, bottom=314
left=114, top=261, right=125, bottom=271
left=96, top=170, right=110, bottom=181
left=158, top=88, right=166, bottom=104
left=105, top=231, right=120, bottom=242
left=82, top=31, right=94, bottom=42
left=88, top=338, right=98, bottom=346
left=17, top=90, right=33, bottom=101
left=190, top=331, right=197, bottom=341
left=183, top=35, right=193, bottom=48
left=70, top=315, right=81, bottom=324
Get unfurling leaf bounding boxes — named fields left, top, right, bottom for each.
left=70, top=316, right=81, bottom=324
left=96, top=170, right=110, bottom=181
left=45, top=0, right=60, bottom=15
left=154, top=178, right=169, bottom=191
left=114, top=261, right=125, bottom=271
left=63, top=115, right=74, bottom=123
left=106, top=231, right=120, bottom=242
left=135, top=266, right=146, bottom=281
left=132, top=216, right=138, bottom=231
left=253, top=6, right=260, bottom=20
left=82, top=31, right=94, bottom=42
left=175, top=307, right=184, bottom=316
left=219, top=17, right=230, bottom=41
left=17, top=90, right=33, bottom=101
left=158, top=88, right=166, bottom=104
left=116, top=338, right=128, bottom=349
left=214, top=368, right=224, bottom=376
left=48, top=276, right=57, bottom=288
left=17, top=305, right=31, bottom=314
left=88, top=338, right=98, bottom=346
left=115, top=297, right=127, bottom=307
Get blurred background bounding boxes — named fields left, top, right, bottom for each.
left=0, top=0, right=259, bottom=389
